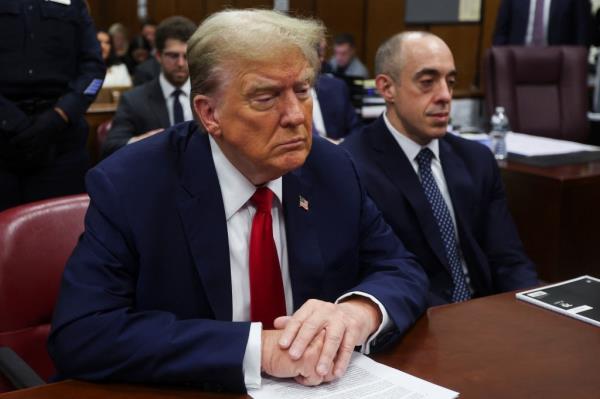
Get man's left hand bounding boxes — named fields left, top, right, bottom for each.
left=273, top=297, right=382, bottom=381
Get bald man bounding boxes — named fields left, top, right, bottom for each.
left=342, top=32, right=538, bottom=305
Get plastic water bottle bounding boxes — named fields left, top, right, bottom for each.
left=489, top=106, right=509, bottom=160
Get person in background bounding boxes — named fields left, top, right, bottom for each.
left=124, top=35, right=152, bottom=75
left=312, top=34, right=362, bottom=141
left=328, top=33, right=369, bottom=78
left=102, top=16, right=196, bottom=157
left=133, top=44, right=161, bottom=86
left=342, top=31, right=538, bottom=305
left=49, top=9, right=428, bottom=392
left=0, top=0, right=105, bottom=212
left=140, top=19, right=157, bottom=52
left=312, top=74, right=362, bottom=141
left=96, top=29, right=132, bottom=88
left=108, top=22, right=129, bottom=64
left=493, top=0, right=591, bottom=46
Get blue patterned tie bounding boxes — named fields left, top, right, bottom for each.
left=416, top=148, right=471, bottom=302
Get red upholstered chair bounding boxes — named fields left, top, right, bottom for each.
left=94, top=119, right=113, bottom=163
left=484, top=46, right=589, bottom=143
left=0, top=194, right=90, bottom=392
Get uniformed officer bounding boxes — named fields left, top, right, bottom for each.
left=0, top=0, right=105, bottom=211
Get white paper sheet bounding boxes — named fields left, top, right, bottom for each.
left=249, top=353, right=458, bottom=399
left=505, top=132, right=600, bottom=156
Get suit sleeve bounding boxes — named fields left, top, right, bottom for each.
left=0, top=95, right=29, bottom=134
left=573, top=0, right=592, bottom=46
left=492, top=0, right=511, bottom=45
left=101, top=93, right=139, bottom=158
left=48, top=166, right=249, bottom=393
left=343, top=155, right=429, bottom=350
left=54, top=1, right=105, bottom=122
left=341, top=84, right=363, bottom=138
left=481, top=151, right=539, bottom=292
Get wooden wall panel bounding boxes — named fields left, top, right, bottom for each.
left=89, top=0, right=138, bottom=32
left=316, top=0, right=367, bottom=70
left=430, top=24, right=482, bottom=93
left=479, top=0, right=503, bottom=90
left=235, top=0, right=273, bottom=9
left=174, top=0, right=208, bottom=24
left=289, top=0, right=316, bottom=17
left=147, top=0, right=206, bottom=25
left=88, top=0, right=504, bottom=96
left=365, top=0, right=405, bottom=76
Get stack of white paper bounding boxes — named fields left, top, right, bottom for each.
left=505, top=132, right=600, bottom=157
left=249, top=353, right=458, bottom=399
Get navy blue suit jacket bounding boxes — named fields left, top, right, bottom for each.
left=48, top=121, right=428, bottom=392
left=493, top=0, right=590, bottom=46
left=342, top=117, right=538, bottom=305
left=314, top=74, right=362, bottom=139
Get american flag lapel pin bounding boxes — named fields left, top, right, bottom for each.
left=298, top=195, right=309, bottom=211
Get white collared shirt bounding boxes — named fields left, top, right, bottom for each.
left=383, top=112, right=472, bottom=292
left=311, top=88, right=327, bottom=137
left=208, top=135, right=390, bottom=388
left=525, top=0, right=552, bottom=45
left=158, top=73, right=193, bottom=126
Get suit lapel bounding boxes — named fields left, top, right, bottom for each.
left=148, top=79, right=170, bottom=128
left=282, top=167, right=325, bottom=310
left=176, top=129, right=232, bottom=321
left=367, top=117, right=450, bottom=271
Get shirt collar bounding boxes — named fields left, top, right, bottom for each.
left=208, top=135, right=283, bottom=220
left=159, top=73, right=191, bottom=100
left=383, top=111, right=439, bottom=161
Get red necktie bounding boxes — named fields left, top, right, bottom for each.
left=249, top=187, right=286, bottom=329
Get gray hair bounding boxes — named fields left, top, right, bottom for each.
left=187, top=9, right=325, bottom=98
left=375, top=31, right=436, bottom=81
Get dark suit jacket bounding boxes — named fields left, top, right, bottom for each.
left=133, top=57, right=160, bottom=86
left=48, top=121, right=429, bottom=392
left=493, top=0, right=591, bottom=46
left=342, top=117, right=538, bottom=305
left=101, top=77, right=169, bottom=158
left=314, top=75, right=362, bottom=140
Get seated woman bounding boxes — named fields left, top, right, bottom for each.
left=97, top=29, right=132, bottom=88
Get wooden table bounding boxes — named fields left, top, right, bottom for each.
left=2, top=292, right=598, bottom=398
left=500, top=160, right=600, bottom=282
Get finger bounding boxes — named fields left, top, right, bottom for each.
left=294, top=373, right=324, bottom=386
left=315, top=322, right=345, bottom=376
left=273, top=315, right=292, bottom=330
left=288, top=312, right=331, bottom=360
left=332, top=332, right=357, bottom=378
left=278, top=301, right=319, bottom=349
left=295, top=330, right=326, bottom=386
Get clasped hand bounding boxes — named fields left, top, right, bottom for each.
left=261, top=297, right=381, bottom=386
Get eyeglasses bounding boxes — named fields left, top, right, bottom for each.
left=162, top=52, right=187, bottom=62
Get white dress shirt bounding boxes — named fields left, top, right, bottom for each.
left=159, top=73, right=193, bottom=125
left=525, top=0, right=552, bottom=45
left=311, top=88, right=327, bottom=137
left=208, top=135, right=390, bottom=388
left=383, top=112, right=472, bottom=292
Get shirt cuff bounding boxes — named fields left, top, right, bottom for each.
left=336, top=291, right=391, bottom=355
left=243, top=322, right=262, bottom=389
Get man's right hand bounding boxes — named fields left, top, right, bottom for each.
left=261, top=329, right=332, bottom=386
